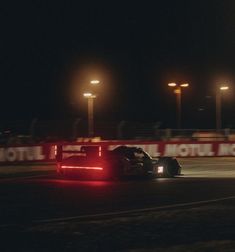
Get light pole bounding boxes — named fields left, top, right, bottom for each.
left=168, top=83, right=189, bottom=129
left=83, top=92, right=96, bottom=137
left=83, top=80, right=100, bottom=138
left=216, top=85, right=229, bottom=131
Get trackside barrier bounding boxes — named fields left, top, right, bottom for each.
left=1, top=141, right=235, bottom=164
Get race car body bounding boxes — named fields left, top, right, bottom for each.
left=55, top=144, right=181, bottom=180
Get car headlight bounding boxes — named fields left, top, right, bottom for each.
left=157, top=166, right=164, bottom=174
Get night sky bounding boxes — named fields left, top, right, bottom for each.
left=1, top=1, right=235, bottom=129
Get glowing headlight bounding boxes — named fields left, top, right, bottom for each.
left=157, top=166, right=164, bottom=174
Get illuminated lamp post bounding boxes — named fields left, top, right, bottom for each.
left=168, top=82, right=189, bottom=129
left=82, top=79, right=100, bottom=137
left=83, top=92, right=96, bottom=137
left=216, top=85, right=229, bottom=131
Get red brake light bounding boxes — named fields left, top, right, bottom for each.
left=99, top=146, right=102, bottom=157
left=61, top=166, right=103, bottom=170
left=54, top=145, right=57, bottom=156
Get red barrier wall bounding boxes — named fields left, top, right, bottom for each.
left=1, top=141, right=235, bottom=164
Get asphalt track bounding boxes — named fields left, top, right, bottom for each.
left=1, top=157, right=235, bottom=251
left=1, top=158, right=235, bottom=225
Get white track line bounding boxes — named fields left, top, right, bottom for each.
left=34, top=195, right=235, bottom=224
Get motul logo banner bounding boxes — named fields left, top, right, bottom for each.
left=113, top=142, right=235, bottom=157
left=163, top=143, right=215, bottom=157
left=0, top=141, right=235, bottom=164
left=0, top=146, right=45, bottom=162
left=0, top=145, right=55, bottom=163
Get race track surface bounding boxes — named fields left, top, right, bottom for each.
left=1, top=157, right=235, bottom=251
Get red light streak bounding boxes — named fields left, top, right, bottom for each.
left=99, top=146, right=102, bottom=157
left=61, top=166, right=103, bottom=170
left=54, top=145, right=57, bottom=156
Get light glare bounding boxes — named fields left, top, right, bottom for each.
left=180, top=83, right=189, bottom=87
left=174, top=89, right=181, bottom=94
left=157, top=166, right=164, bottom=173
left=90, top=80, right=100, bottom=84
left=220, top=86, right=229, bottom=90
left=83, top=92, right=92, bottom=97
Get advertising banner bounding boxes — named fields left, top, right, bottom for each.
left=0, top=141, right=235, bottom=164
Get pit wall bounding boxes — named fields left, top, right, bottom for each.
left=1, top=141, right=235, bottom=164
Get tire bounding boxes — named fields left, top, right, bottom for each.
left=157, top=157, right=180, bottom=177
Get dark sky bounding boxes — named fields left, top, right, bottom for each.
left=1, top=1, right=235, bottom=128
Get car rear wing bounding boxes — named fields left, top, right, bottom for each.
left=55, top=144, right=103, bottom=162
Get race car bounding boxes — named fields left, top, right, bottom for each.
left=55, top=144, right=181, bottom=180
